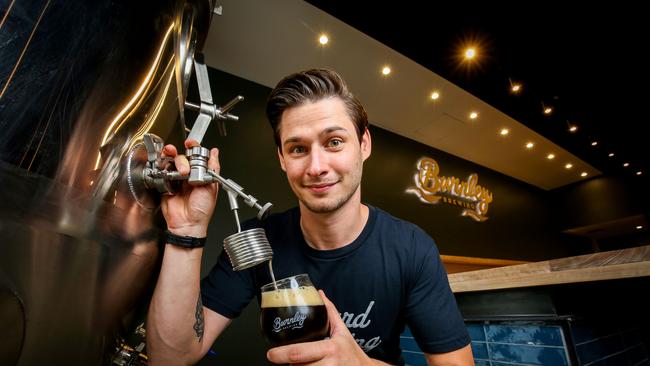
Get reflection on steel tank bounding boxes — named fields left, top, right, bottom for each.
left=0, top=0, right=215, bottom=364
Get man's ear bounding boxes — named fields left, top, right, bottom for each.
left=361, top=128, right=372, bottom=161
left=277, top=147, right=286, bottom=172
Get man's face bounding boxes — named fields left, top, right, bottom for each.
left=277, top=97, right=371, bottom=214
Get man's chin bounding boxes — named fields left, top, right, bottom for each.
left=300, top=198, right=343, bottom=214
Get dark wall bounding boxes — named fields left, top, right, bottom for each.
left=549, top=174, right=650, bottom=252
left=551, top=174, right=650, bottom=230
left=193, top=68, right=576, bottom=364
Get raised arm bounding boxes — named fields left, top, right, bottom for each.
left=146, top=141, right=229, bottom=365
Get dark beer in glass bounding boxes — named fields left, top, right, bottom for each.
left=260, top=274, right=329, bottom=346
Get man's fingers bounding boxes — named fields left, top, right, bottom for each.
left=174, top=154, right=190, bottom=176
left=208, top=148, right=220, bottom=173
left=164, top=143, right=216, bottom=179
left=267, top=339, right=331, bottom=364
left=318, top=290, right=348, bottom=336
left=184, top=138, right=200, bottom=149
left=161, top=144, right=177, bottom=158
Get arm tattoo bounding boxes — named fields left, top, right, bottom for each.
left=193, top=293, right=205, bottom=342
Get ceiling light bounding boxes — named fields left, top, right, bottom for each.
left=581, top=172, right=588, bottom=177
left=547, top=153, right=555, bottom=160
left=508, top=78, right=522, bottom=93
left=569, top=125, right=578, bottom=132
left=623, top=162, right=629, bottom=167
left=544, top=107, right=553, bottom=115
left=469, top=112, right=478, bottom=119
left=565, top=163, right=573, bottom=169
left=637, top=225, right=643, bottom=230
left=591, top=141, right=598, bottom=146
left=381, top=66, right=391, bottom=76
left=500, top=128, right=509, bottom=136
left=464, top=48, right=476, bottom=60
left=511, top=83, right=521, bottom=93
left=637, top=171, right=643, bottom=175
left=608, top=152, right=615, bottom=157
left=318, top=34, right=329, bottom=45
left=525, top=142, right=534, bottom=149
left=430, top=91, right=440, bottom=100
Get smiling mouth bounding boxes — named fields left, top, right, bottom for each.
left=304, top=182, right=337, bottom=193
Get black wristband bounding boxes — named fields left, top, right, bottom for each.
left=164, top=229, right=206, bottom=248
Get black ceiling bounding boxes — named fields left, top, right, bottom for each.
left=305, top=1, right=649, bottom=184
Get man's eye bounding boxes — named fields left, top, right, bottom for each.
left=328, top=139, right=343, bottom=147
left=290, top=146, right=306, bottom=154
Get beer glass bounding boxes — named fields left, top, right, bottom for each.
left=260, top=274, right=329, bottom=346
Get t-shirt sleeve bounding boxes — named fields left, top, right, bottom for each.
left=404, top=229, right=470, bottom=354
left=200, top=238, right=257, bottom=319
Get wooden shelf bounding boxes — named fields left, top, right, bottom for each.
left=441, top=255, right=529, bottom=274
left=448, top=245, right=650, bottom=293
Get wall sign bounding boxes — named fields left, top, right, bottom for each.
left=406, top=157, right=493, bottom=222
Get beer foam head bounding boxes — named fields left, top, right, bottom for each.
left=261, top=286, right=323, bottom=308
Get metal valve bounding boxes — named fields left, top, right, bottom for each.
left=125, top=52, right=274, bottom=270
left=184, top=53, right=242, bottom=139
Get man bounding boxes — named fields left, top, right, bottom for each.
left=147, top=69, right=474, bottom=365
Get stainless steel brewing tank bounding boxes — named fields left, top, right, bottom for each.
left=0, top=0, right=214, bottom=364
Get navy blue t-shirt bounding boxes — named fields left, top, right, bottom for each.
left=201, top=205, right=470, bottom=364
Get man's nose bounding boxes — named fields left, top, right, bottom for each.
left=306, top=148, right=327, bottom=177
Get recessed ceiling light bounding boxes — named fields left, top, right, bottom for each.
left=469, top=112, right=478, bottom=119
left=500, top=128, right=509, bottom=136
left=569, top=125, right=578, bottom=132
left=464, top=48, right=476, bottom=60
left=430, top=91, right=440, bottom=100
left=525, top=142, right=534, bottom=149
left=565, top=163, right=573, bottom=169
left=637, top=171, right=643, bottom=175
left=381, top=66, right=391, bottom=76
left=547, top=153, right=555, bottom=160
left=581, top=172, right=588, bottom=177
left=636, top=225, right=643, bottom=230
left=318, top=34, right=329, bottom=45
left=608, top=152, right=615, bottom=157
left=591, top=141, right=598, bottom=146
left=623, top=162, right=630, bottom=167
left=544, top=107, right=553, bottom=115
left=508, top=78, right=522, bottom=93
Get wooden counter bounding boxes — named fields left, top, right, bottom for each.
left=448, top=245, right=650, bottom=293
left=440, top=255, right=529, bottom=274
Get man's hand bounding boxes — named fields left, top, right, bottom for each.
left=267, top=290, right=382, bottom=366
left=160, top=139, right=220, bottom=238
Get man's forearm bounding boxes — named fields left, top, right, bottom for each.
left=147, top=245, right=205, bottom=364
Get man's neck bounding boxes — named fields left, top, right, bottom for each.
left=299, top=198, right=369, bottom=251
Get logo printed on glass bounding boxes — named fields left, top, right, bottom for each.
left=273, top=312, right=307, bottom=332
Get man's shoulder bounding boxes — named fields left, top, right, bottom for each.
left=363, top=206, right=441, bottom=284
left=367, top=205, right=437, bottom=257
left=371, top=205, right=431, bottom=240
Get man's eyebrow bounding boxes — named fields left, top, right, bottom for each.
left=282, top=136, right=302, bottom=147
left=282, top=126, right=350, bottom=147
left=321, top=126, right=347, bottom=135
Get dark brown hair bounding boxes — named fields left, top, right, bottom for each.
left=266, top=69, right=368, bottom=148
